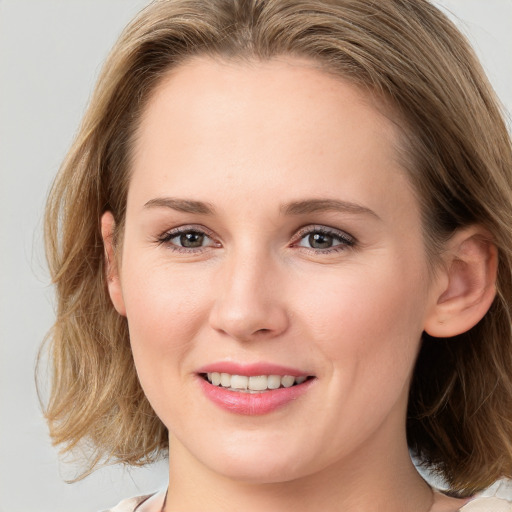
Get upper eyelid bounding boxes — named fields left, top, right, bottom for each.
left=158, top=224, right=353, bottom=240
left=159, top=224, right=216, bottom=239
left=158, top=223, right=354, bottom=236
left=155, top=226, right=219, bottom=251
left=293, top=224, right=355, bottom=242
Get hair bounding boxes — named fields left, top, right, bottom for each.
left=42, top=0, right=512, bottom=495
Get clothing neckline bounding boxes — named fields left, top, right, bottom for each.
left=134, top=486, right=512, bottom=512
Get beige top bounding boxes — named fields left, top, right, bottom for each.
left=459, top=498, right=512, bottom=511
left=103, top=490, right=512, bottom=512
left=103, top=491, right=165, bottom=512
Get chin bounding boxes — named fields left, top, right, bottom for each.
left=211, top=459, right=309, bottom=485
left=188, top=433, right=320, bottom=484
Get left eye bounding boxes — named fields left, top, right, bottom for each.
left=296, top=229, right=354, bottom=250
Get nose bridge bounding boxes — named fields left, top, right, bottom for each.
left=209, top=241, right=288, bottom=341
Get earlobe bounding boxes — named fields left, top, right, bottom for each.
left=424, top=228, right=497, bottom=338
left=101, top=211, right=126, bottom=317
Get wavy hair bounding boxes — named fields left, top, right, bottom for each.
left=42, top=0, right=512, bottom=494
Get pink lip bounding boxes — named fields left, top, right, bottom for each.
left=196, top=362, right=315, bottom=415
left=197, top=361, right=310, bottom=377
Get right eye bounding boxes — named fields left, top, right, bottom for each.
left=157, top=226, right=220, bottom=252
left=171, top=231, right=207, bottom=248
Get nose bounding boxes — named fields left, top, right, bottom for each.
left=208, top=249, right=290, bottom=342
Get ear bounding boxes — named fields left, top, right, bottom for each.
left=101, top=211, right=126, bottom=317
left=424, top=227, right=497, bottom=338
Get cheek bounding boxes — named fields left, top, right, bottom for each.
left=119, top=257, right=210, bottom=380
left=118, top=257, right=215, bottom=429
left=296, top=258, right=429, bottom=379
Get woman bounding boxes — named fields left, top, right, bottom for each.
left=42, top=0, right=512, bottom=510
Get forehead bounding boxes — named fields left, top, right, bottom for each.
left=129, top=56, right=415, bottom=222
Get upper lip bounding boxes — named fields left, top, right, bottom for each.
left=196, top=362, right=312, bottom=377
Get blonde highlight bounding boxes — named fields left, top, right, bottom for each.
left=41, top=0, right=512, bottom=493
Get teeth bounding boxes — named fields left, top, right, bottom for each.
left=205, top=373, right=308, bottom=392
left=248, top=375, right=267, bottom=391
left=267, top=375, right=281, bottom=389
left=231, top=375, right=248, bottom=390
left=281, top=375, right=295, bottom=388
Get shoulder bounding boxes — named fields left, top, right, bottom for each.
left=459, top=496, right=512, bottom=511
left=432, top=479, right=512, bottom=512
left=459, top=480, right=512, bottom=511
left=100, top=494, right=155, bottom=512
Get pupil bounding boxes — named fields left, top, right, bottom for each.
left=309, top=232, right=332, bottom=249
left=180, top=232, right=204, bottom=248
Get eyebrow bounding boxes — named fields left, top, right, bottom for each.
left=144, top=197, right=216, bottom=215
left=281, top=198, right=379, bottom=219
left=143, top=196, right=378, bottom=219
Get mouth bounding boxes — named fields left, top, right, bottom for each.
left=200, top=372, right=313, bottom=393
left=196, top=362, right=316, bottom=414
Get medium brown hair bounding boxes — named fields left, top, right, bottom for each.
left=42, top=0, right=512, bottom=494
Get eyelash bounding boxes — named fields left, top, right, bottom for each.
left=293, top=225, right=356, bottom=253
left=156, top=225, right=220, bottom=253
left=155, top=224, right=356, bottom=254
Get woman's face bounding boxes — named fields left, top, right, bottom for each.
left=108, top=57, right=441, bottom=482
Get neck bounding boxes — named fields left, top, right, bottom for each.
left=163, top=414, right=433, bottom=512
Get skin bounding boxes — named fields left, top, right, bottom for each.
left=102, top=57, right=496, bottom=511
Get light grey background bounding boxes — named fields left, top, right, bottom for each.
left=0, top=1, right=510, bottom=511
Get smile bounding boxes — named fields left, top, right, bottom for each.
left=198, top=365, right=315, bottom=414
left=203, top=372, right=309, bottom=392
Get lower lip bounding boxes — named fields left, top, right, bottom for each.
left=198, top=377, right=315, bottom=415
